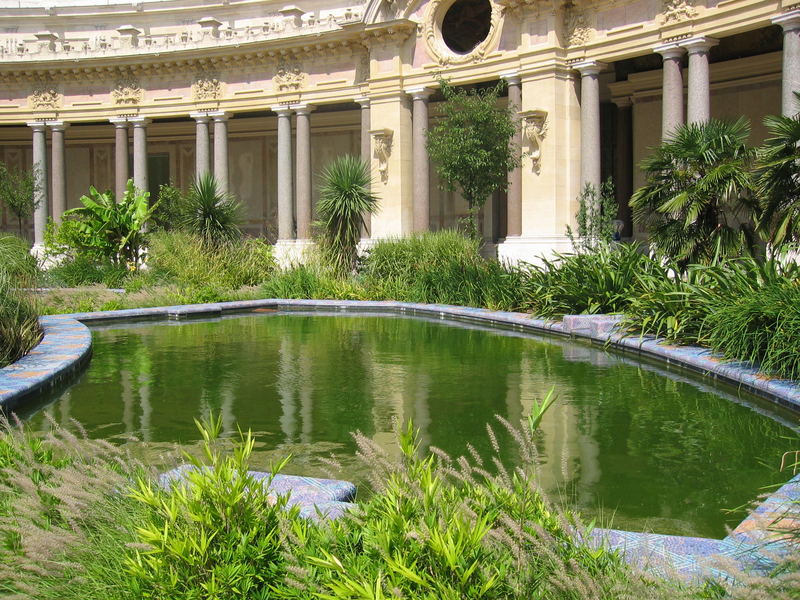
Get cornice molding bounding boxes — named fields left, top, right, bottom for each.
left=0, top=19, right=416, bottom=85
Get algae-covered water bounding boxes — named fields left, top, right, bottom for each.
left=23, top=311, right=799, bottom=538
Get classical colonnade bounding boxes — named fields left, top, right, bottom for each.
left=23, top=11, right=800, bottom=252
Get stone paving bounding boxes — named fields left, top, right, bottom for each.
left=2, top=299, right=799, bottom=581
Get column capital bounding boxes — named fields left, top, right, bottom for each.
left=109, top=116, right=129, bottom=127
left=208, top=110, right=230, bottom=122
left=271, top=105, right=293, bottom=117
left=679, top=36, right=718, bottom=54
left=572, top=60, right=607, bottom=76
left=499, top=70, right=521, bottom=85
left=26, top=121, right=47, bottom=131
left=190, top=111, right=212, bottom=122
left=128, top=116, right=151, bottom=127
left=48, top=120, right=69, bottom=131
left=291, top=103, right=315, bottom=115
left=406, top=87, right=433, bottom=101
left=653, top=42, right=685, bottom=59
left=355, top=96, right=370, bottom=108
left=773, top=10, right=800, bottom=31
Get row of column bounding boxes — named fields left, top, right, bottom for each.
left=577, top=17, right=800, bottom=194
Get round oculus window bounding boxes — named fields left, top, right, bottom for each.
left=440, top=0, right=492, bottom=55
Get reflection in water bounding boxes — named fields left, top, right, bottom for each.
left=23, top=311, right=800, bottom=538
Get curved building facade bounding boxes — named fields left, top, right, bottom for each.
left=0, top=0, right=796, bottom=261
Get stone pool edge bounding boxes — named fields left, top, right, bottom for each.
left=0, top=314, right=92, bottom=413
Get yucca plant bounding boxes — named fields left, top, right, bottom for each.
left=317, top=155, right=378, bottom=275
left=754, top=95, right=800, bottom=248
left=179, top=172, right=243, bottom=247
left=631, top=118, right=758, bottom=267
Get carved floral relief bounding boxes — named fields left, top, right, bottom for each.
left=111, top=76, right=143, bottom=105
left=28, top=85, right=62, bottom=110
left=521, top=110, right=548, bottom=174
left=192, top=73, right=223, bottom=101
left=273, top=64, right=306, bottom=92
left=662, top=0, right=696, bottom=23
left=370, top=128, right=393, bottom=184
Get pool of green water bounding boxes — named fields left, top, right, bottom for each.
left=23, top=311, right=799, bottom=538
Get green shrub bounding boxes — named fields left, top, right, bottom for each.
left=521, top=243, right=658, bottom=317
left=360, top=230, right=525, bottom=310
left=41, top=254, right=130, bottom=288
left=146, top=231, right=276, bottom=290
left=262, top=263, right=366, bottom=300
left=0, top=234, right=41, bottom=367
left=150, top=182, right=186, bottom=232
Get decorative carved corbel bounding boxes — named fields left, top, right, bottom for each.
left=520, top=109, right=547, bottom=174
left=370, top=128, right=393, bottom=184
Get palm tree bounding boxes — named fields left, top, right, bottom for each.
left=317, top=155, right=378, bottom=275
left=179, top=172, right=243, bottom=247
left=754, top=97, right=800, bottom=249
left=630, top=118, right=757, bottom=267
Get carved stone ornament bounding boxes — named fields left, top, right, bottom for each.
left=111, top=76, right=143, bottom=105
left=662, top=0, right=696, bottom=23
left=563, top=1, right=591, bottom=46
left=423, top=0, right=505, bottom=66
left=28, top=85, right=62, bottom=110
left=370, top=128, right=393, bottom=184
left=193, top=73, right=222, bottom=101
left=520, top=110, right=547, bottom=174
left=273, top=64, right=306, bottom=92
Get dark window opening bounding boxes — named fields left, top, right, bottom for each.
left=441, top=0, right=491, bottom=55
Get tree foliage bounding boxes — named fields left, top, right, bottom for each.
left=630, top=118, right=757, bottom=267
left=426, top=79, right=521, bottom=238
left=317, top=155, right=378, bottom=275
left=754, top=95, right=800, bottom=247
left=0, top=162, right=37, bottom=238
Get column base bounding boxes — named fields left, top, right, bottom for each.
left=274, top=239, right=315, bottom=269
left=496, top=235, right=575, bottom=266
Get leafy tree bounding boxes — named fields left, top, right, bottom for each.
left=426, top=79, right=521, bottom=238
left=317, top=154, right=378, bottom=275
left=0, top=163, right=37, bottom=238
left=179, top=172, right=243, bottom=247
left=630, top=118, right=757, bottom=267
left=566, top=178, right=619, bottom=253
left=57, top=179, right=157, bottom=267
left=754, top=94, right=800, bottom=249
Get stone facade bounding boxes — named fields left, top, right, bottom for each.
left=0, top=0, right=796, bottom=261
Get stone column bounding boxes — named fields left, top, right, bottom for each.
left=773, top=11, right=800, bottom=117
left=273, top=106, right=294, bottom=241
left=130, top=117, right=150, bottom=195
left=28, top=121, right=48, bottom=248
left=681, top=37, right=718, bottom=124
left=501, top=71, right=522, bottom=237
left=574, top=61, right=604, bottom=192
left=293, top=104, right=313, bottom=240
left=408, top=87, right=431, bottom=232
left=654, top=43, right=685, bottom=139
left=191, top=112, right=211, bottom=180
left=356, top=97, right=371, bottom=238
left=110, top=117, right=129, bottom=200
left=49, top=121, right=68, bottom=224
left=210, top=111, right=230, bottom=194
